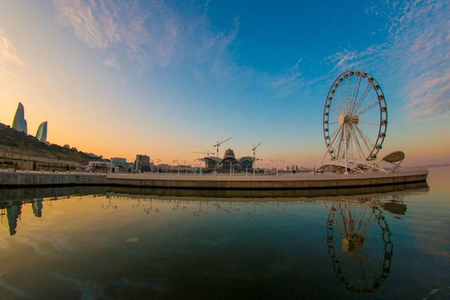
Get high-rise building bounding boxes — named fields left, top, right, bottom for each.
left=36, top=121, right=48, bottom=142
left=134, top=155, right=151, bottom=172
left=12, top=102, right=27, bottom=134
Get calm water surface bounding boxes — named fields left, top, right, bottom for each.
left=0, top=167, right=449, bottom=299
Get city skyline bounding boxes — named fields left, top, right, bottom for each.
left=0, top=0, right=448, bottom=167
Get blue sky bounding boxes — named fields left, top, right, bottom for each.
left=0, top=0, right=449, bottom=167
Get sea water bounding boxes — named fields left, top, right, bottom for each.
left=0, top=167, right=449, bottom=299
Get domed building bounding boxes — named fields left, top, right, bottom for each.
left=199, top=148, right=255, bottom=173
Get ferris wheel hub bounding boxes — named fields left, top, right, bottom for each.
left=338, top=114, right=360, bottom=125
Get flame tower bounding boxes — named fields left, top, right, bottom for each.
left=36, top=121, right=48, bottom=142
left=12, top=102, right=27, bottom=134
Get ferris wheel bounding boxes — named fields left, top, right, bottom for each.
left=320, top=70, right=388, bottom=168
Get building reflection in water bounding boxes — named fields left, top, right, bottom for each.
left=0, top=184, right=425, bottom=247
left=32, top=200, right=43, bottom=217
left=7, top=204, right=22, bottom=236
left=1, top=199, right=43, bottom=236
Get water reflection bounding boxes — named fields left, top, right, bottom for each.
left=321, top=187, right=427, bottom=293
left=0, top=172, right=446, bottom=299
left=32, top=200, right=43, bottom=217
left=0, top=185, right=428, bottom=296
left=0, top=182, right=428, bottom=238
left=6, top=203, right=21, bottom=236
left=325, top=203, right=392, bottom=294
left=0, top=181, right=428, bottom=202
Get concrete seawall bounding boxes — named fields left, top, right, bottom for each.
left=0, top=171, right=107, bottom=187
left=106, top=170, right=428, bottom=189
left=0, top=169, right=428, bottom=190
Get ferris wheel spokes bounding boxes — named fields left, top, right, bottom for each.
left=357, top=100, right=379, bottom=116
left=348, top=126, right=367, bottom=160
left=317, top=123, right=344, bottom=168
left=353, top=124, right=375, bottom=156
left=329, top=109, right=340, bottom=116
left=351, top=75, right=363, bottom=111
left=359, top=121, right=380, bottom=127
left=352, top=82, right=372, bottom=115
left=334, top=89, right=346, bottom=112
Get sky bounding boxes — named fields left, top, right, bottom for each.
left=0, top=0, right=449, bottom=168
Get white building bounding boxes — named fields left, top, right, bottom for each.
left=86, top=161, right=118, bottom=173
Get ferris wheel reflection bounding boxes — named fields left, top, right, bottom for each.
left=324, top=201, right=393, bottom=294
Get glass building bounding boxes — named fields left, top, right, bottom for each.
left=12, top=102, right=27, bottom=134
left=36, top=121, right=48, bottom=142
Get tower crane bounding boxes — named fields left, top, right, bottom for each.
left=213, top=137, right=232, bottom=156
left=252, top=142, right=262, bottom=157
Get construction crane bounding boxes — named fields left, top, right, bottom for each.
left=213, top=137, right=232, bottom=156
left=192, top=150, right=213, bottom=156
left=252, top=142, right=262, bottom=157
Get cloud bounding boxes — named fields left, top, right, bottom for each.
left=53, top=0, right=117, bottom=49
left=325, top=0, right=450, bottom=122
left=272, top=58, right=306, bottom=97
left=52, top=0, right=239, bottom=74
left=325, top=45, right=385, bottom=73
left=0, top=28, right=24, bottom=66
left=205, top=17, right=240, bottom=78
left=53, top=0, right=179, bottom=68
left=103, top=55, right=120, bottom=69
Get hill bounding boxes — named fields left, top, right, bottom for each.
left=0, top=122, right=103, bottom=170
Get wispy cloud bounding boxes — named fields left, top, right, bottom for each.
left=325, top=0, right=449, bottom=122
left=205, top=17, right=240, bottom=79
left=103, top=54, right=120, bottom=69
left=272, top=58, right=306, bottom=97
left=0, top=28, right=24, bottom=66
left=391, top=0, right=450, bottom=122
left=53, top=0, right=239, bottom=75
left=53, top=0, right=175, bottom=68
left=325, top=45, right=385, bottom=73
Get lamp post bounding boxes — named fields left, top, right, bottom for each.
left=156, top=159, right=161, bottom=173
left=173, top=159, right=179, bottom=175
left=253, top=158, right=262, bottom=176
left=270, top=159, right=284, bottom=176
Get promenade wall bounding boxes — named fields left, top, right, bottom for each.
left=106, top=171, right=428, bottom=189
left=0, top=171, right=107, bottom=187
left=0, top=170, right=428, bottom=189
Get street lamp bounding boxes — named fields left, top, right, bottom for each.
left=270, top=159, right=284, bottom=176
left=253, top=158, right=262, bottom=176
left=172, top=159, right=179, bottom=175
left=155, top=159, right=161, bottom=173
